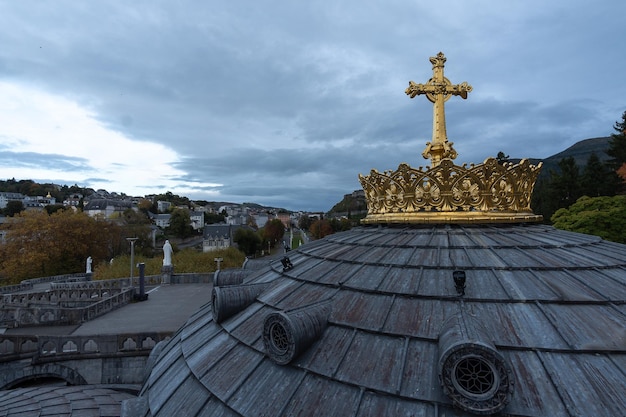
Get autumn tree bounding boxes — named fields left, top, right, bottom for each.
left=261, top=219, right=285, bottom=248
left=0, top=210, right=122, bottom=284
left=310, top=219, right=333, bottom=239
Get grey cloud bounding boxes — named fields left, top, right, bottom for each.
left=1, top=0, right=625, bottom=211
left=0, top=151, right=91, bottom=172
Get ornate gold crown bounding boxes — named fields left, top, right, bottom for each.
left=359, top=158, right=542, bottom=224
left=359, top=52, right=543, bottom=224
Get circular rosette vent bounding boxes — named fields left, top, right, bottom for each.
left=439, top=345, right=513, bottom=415
left=263, top=313, right=297, bottom=365
left=262, top=303, right=330, bottom=365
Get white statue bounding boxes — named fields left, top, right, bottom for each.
left=86, top=256, right=92, bottom=273
left=163, top=240, right=173, bottom=266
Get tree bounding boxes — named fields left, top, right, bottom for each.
left=261, top=219, right=285, bottom=248
left=580, top=152, right=619, bottom=197
left=606, top=110, right=626, bottom=170
left=167, top=208, right=194, bottom=238
left=205, top=212, right=226, bottom=224
left=0, top=210, right=122, bottom=284
left=550, top=156, right=581, bottom=208
left=3, top=200, right=24, bottom=217
left=45, top=204, right=67, bottom=215
left=137, top=198, right=154, bottom=215
left=496, top=151, right=510, bottom=164
left=298, top=215, right=313, bottom=231
left=233, top=228, right=261, bottom=256
left=119, top=208, right=152, bottom=256
left=310, top=219, right=333, bottom=239
left=551, top=195, right=626, bottom=243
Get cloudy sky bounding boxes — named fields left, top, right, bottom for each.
left=1, top=1, right=624, bottom=211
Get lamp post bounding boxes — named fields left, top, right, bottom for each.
left=126, top=237, right=138, bottom=285
left=214, top=257, right=223, bottom=270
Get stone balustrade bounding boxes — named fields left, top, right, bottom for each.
left=0, top=331, right=170, bottom=361
left=0, top=288, right=136, bottom=328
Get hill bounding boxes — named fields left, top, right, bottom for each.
left=535, top=136, right=611, bottom=177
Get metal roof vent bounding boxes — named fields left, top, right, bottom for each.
left=212, top=282, right=270, bottom=323
left=453, top=270, right=466, bottom=296
left=263, top=301, right=331, bottom=365
left=438, top=313, right=514, bottom=415
left=213, top=270, right=245, bottom=287
left=281, top=256, right=294, bottom=272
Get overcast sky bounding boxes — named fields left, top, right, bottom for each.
left=1, top=1, right=624, bottom=211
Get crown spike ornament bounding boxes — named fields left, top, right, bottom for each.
left=359, top=53, right=543, bottom=224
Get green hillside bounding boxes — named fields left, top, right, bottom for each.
left=536, top=137, right=611, bottom=177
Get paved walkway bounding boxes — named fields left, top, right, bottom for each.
left=4, top=284, right=213, bottom=336
left=1, top=284, right=214, bottom=416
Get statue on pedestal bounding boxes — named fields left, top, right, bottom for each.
left=163, top=240, right=173, bottom=267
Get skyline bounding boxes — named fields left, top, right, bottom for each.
left=1, top=1, right=625, bottom=211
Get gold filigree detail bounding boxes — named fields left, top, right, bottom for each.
left=359, top=158, right=543, bottom=224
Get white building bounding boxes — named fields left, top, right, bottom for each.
left=190, top=211, right=205, bottom=230
left=0, top=192, right=25, bottom=209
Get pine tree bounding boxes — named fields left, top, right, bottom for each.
left=606, top=110, right=626, bottom=170
left=581, top=152, right=619, bottom=197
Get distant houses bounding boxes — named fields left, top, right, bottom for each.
left=1, top=188, right=313, bottom=257
left=0, top=192, right=56, bottom=210
left=149, top=213, right=171, bottom=228
left=83, top=199, right=133, bottom=218
left=203, top=224, right=253, bottom=252
left=0, top=192, right=25, bottom=209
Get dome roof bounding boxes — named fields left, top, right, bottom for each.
left=127, top=224, right=626, bottom=416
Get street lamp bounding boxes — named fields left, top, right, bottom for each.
left=126, top=237, right=138, bottom=285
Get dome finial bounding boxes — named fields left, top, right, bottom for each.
left=405, top=52, right=472, bottom=167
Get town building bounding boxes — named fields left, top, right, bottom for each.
left=0, top=192, right=25, bottom=209
left=156, top=200, right=172, bottom=213
left=189, top=211, right=205, bottom=230
left=202, top=224, right=250, bottom=252
left=149, top=213, right=171, bottom=229
left=83, top=199, right=134, bottom=218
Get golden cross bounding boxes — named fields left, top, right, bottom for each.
left=405, top=52, right=472, bottom=166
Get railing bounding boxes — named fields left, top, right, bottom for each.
left=0, top=288, right=136, bottom=328
left=0, top=273, right=213, bottom=328
left=0, top=331, right=172, bottom=362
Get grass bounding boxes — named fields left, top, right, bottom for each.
left=93, top=247, right=246, bottom=280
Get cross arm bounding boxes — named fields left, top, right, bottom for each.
left=405, top=81, right=436, bottom=98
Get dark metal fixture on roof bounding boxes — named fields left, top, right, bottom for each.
left=212, top=270, right=245, bottom=287
left=263, top=302, right=331, bottom=365
left=211, top=282, right=270, bottom=323
left=281, top=256, right=294, bottom=272
left=453, top=270, right=466, bottom=296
